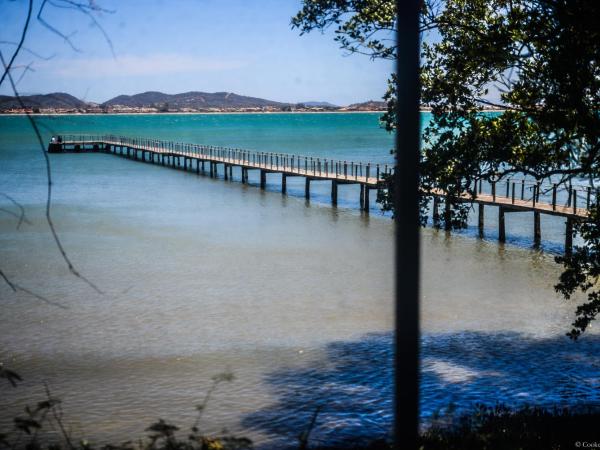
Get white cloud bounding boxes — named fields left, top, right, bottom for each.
left=44, top=54, right=247, bottom=77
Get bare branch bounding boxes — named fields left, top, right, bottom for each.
left=0, top=50, right=104, bottom=295
left=0, top=0, right=33, bottom=87
left=0, top=269, right=67, bottom=308
left=0, top=41, right=56, bottom=60
left=37, top=0, right=81, bottom=53
left=0, top=192, right=32, bottom=229
left=47, top=0, right=116, bottom=58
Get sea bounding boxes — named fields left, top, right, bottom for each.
left=1, top=113, right=599, bottom=448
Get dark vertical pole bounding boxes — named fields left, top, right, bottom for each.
left=331, top=180, right=338, bottom=205
left=360, top=184, right=365, bottom=209
left=521, top=180, right=525, bottom=200
left=444, top=198, right=451, bottom=231
left=499, top=206, right=506, bottom=242
left=587, top=187, right=591, bottom=210
left=432, top=196, right=440, bottom=226
left=478, top=203, right=485, bottom=237
left=565, top=217, right=573, bottom=256
left=260, top=170, right=266, bottom=189
left=534, top=211, right=541, bottom=247
left=305, top=178, right=311, bottom=199
left=395, top=1, right=420, bottom=448
left=282, top=174, right=287, bottom=194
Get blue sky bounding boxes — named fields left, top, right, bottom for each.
left=0, top=0, right=394, bottom=105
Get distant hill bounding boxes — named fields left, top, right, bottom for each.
left=343, top=100, right=387, bottom=111
left=0, top=92, right=88, bottom=110
left=0, top=90, right=387, bottom=113
left=102, top=91, right=291, bottom=110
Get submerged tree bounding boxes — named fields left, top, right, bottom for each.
left=293, top=0, right=600, bottom=338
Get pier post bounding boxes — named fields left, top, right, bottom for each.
left=241, top=168, right=247, bottom=184
left=229, top=165, right=233, bottom=179
left=196, top=159, right=200, bottom=174
left=282, top=174, right=287, bottom=194
left=499, top=206, right=506, bottom=243
left=534, top=211, right=541, bottom=247
left=260, top=170, right=266, bottom=189
left=360, top=184, right=365, bottom=209
left=305, top=178, right=311, bottom=199
left=444, top=198, right=452, bottom=231
left=224, top=164, right=229, bottom=181
left=432, top=197, right=440, bottom=227
left=210, top=162, right=215, bottom=178
left=565, top=217, right=573, bottom=256
left=478, top=204, right=484, bottom=237
left=331, top=180, right=338, bottom=205
left=364, top=186, right=370, bottom=212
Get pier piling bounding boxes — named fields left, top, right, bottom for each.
left=49, top=135, right=590, bottom=255
left=499, top=206, right=506, bottom=243
left=534, top=212, right=541, bottom=247
left=565, top=217, right=574, bottom=256
left=260, top=170, right=266, bottom=189
left=478, top=204, right=484, bottom=237
left=331, top=180, right=338, bottom=205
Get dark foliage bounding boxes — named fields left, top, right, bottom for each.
left=294, top=0, right=600, bottom=338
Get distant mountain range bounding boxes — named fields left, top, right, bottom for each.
left=102, top=91, right=290, bottom=109
left=0, top=91, right=387, bottom=113
left=0, top=92, right=88, bottom=110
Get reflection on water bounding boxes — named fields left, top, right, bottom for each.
left=1, top=115, right=599, bottom=447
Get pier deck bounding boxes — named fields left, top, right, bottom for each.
left=48, top=134, right=592, bottom=253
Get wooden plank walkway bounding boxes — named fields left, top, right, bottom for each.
left=430, top=189, right=589, bottom=219
left=48, top=134, right=592, bottom=253
left=49, top=134, right=389, bottom=210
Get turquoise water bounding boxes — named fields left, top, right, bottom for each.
left=1, top=113, right=598, bottom=448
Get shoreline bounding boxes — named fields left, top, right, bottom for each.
left=0, top=110, right=390, bottom=116
left=0, top=109, right=508, bottom=116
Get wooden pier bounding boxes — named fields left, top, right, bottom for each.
left=48, top=134, right=592, bottom=253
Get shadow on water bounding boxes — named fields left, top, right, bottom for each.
left=242, top=331, right=600, bottom=448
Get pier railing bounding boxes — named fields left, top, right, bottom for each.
left=471, top=177, right=595, bottom=217
left=51, top=134, right=592, bottom=252
left=59, top=134, right=393, bottom=185
left=56, top=134, right=594, bottom=216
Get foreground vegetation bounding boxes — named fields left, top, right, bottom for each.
left=3, top=403, right=600, bottom=449
left=2, top=367, right=599, bottom=450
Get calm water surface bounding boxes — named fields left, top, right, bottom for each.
left=0, top=114, right=598, bottom=448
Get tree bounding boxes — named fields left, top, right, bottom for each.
left=293, top=0, right=600, bottom=338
